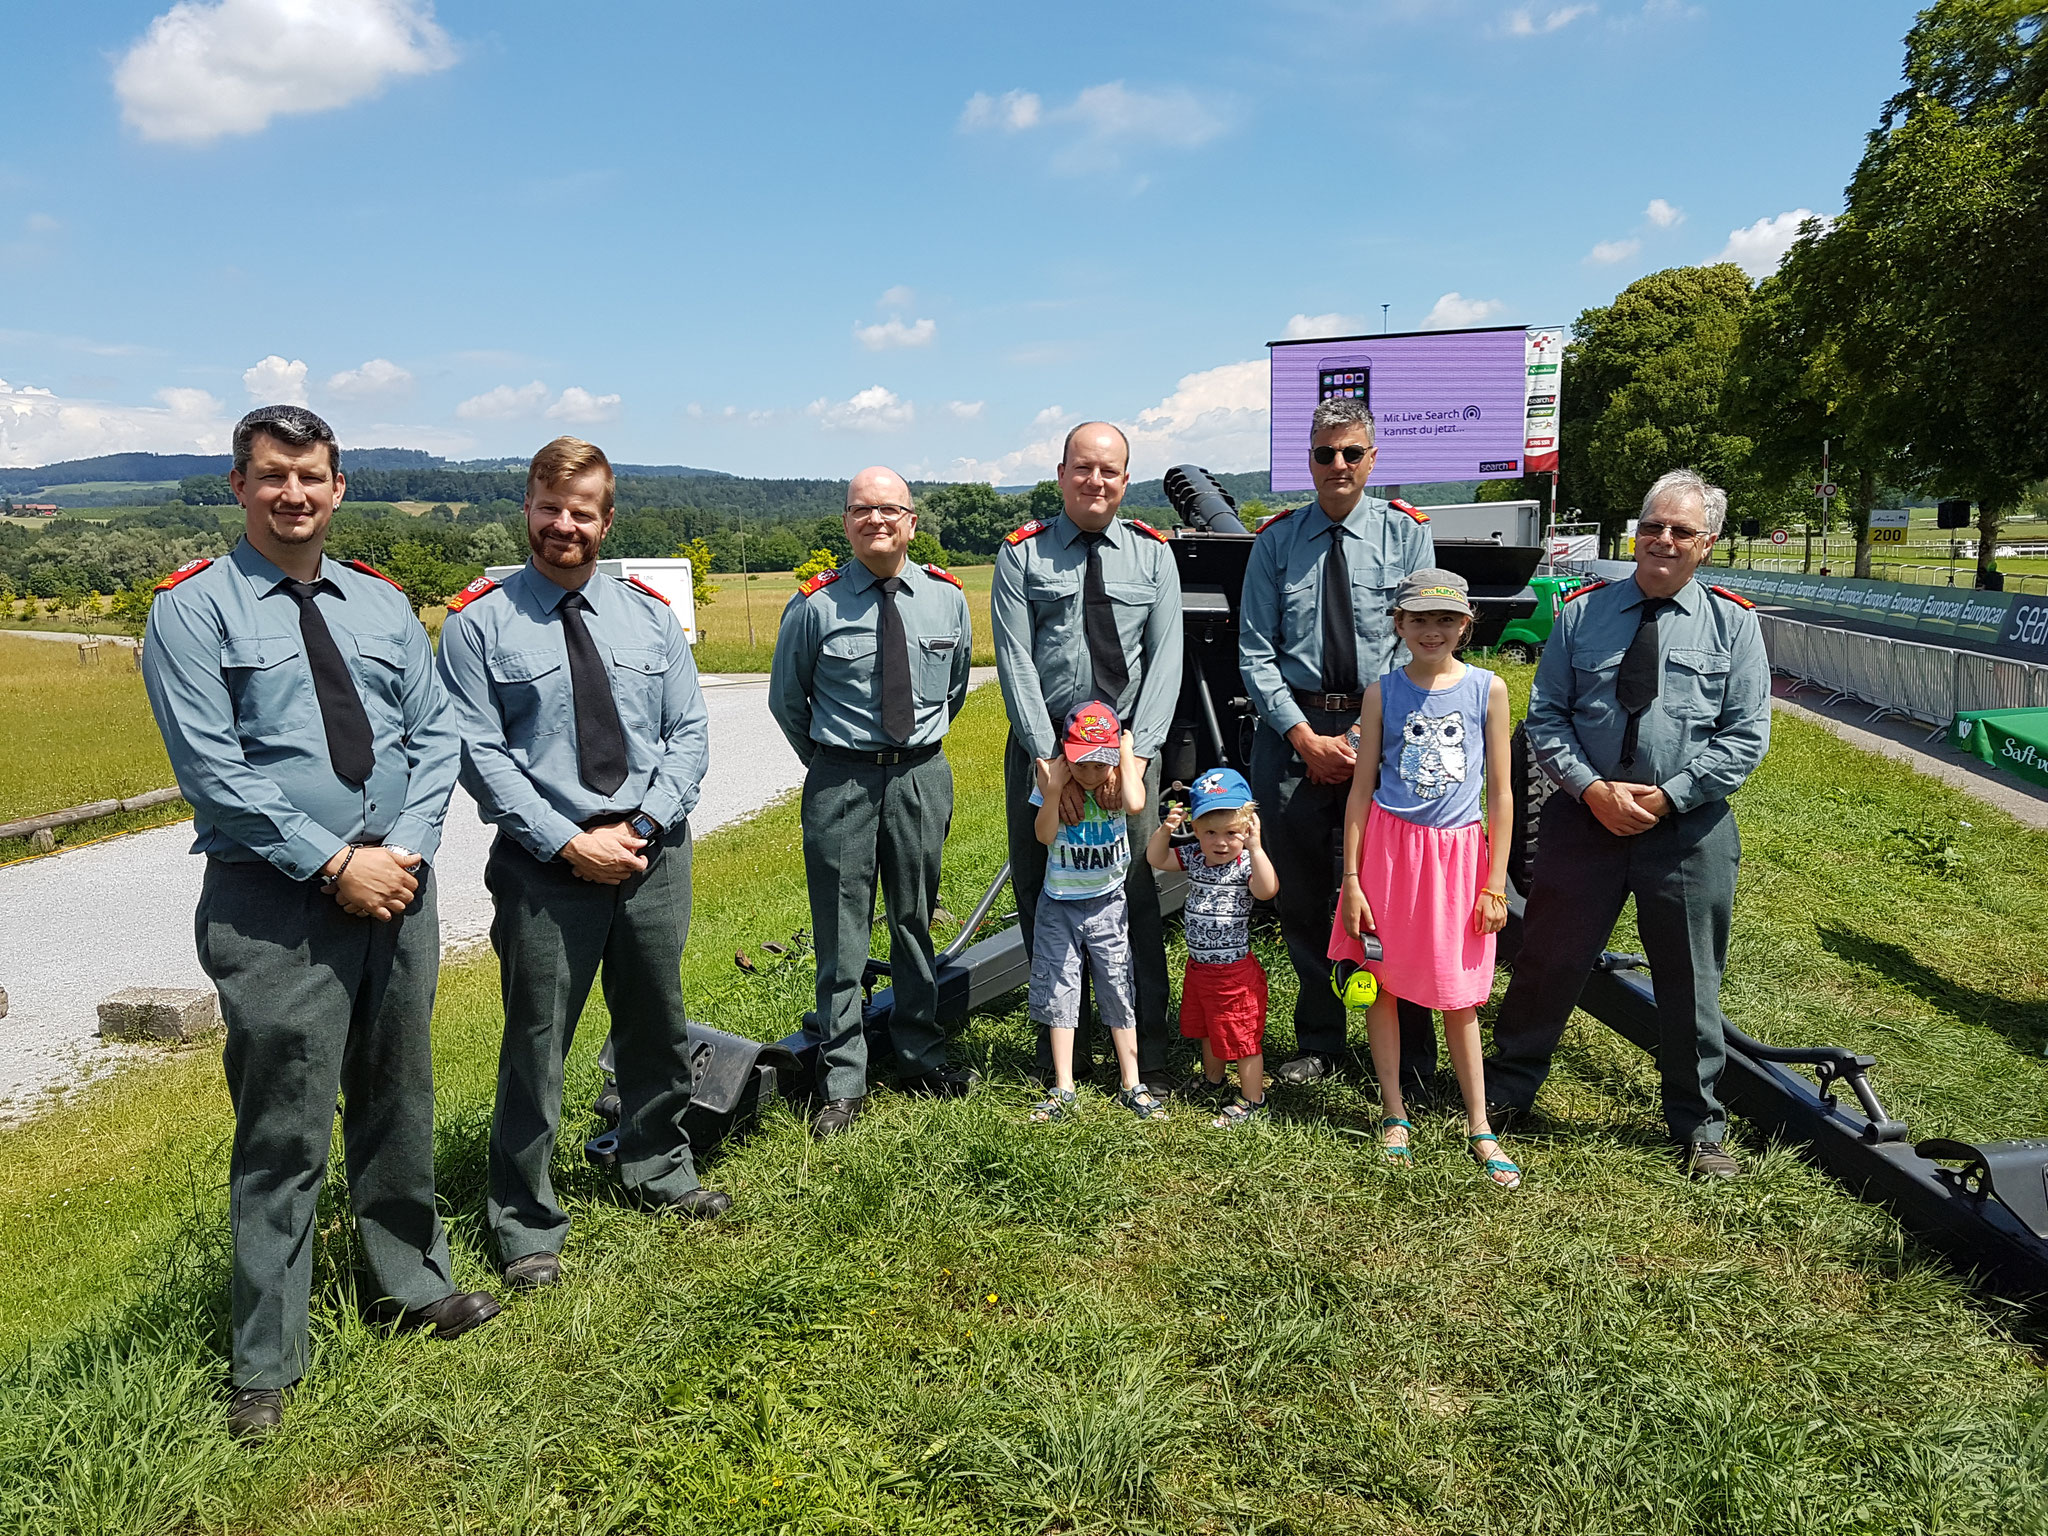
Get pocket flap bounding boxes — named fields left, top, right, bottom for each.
left=608, top=646, right=668, bottom=674
left=490, top=648, right=563, bottom=684
left=355, top=634, right=410, bottom=667
left=824, top=634, right=878, bottom=660
left=222, top=637, right=297, bottom=670
left=1670, top=648, right=1730, bottom=675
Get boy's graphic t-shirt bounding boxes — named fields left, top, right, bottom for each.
left=1175, top=844, right=1253, bottom=963
left=1028, top=785, right=1128, bottom=900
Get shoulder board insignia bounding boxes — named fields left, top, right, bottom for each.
left=1128, top=519, right=1170, bottom=544
left=445, top=576, right=499, bottom=613
left=1710, top=583, right=1757, bottom=610
left=799, top=567, right=844, bottom=598
left=153, top=557, right=213, bottom=591
left=923, top=563, right=963, bottom=590
left=1254, top=507, right=1295, bottom=534
left=1561, top=579, right=1608, bottom=604
left=626, top=574, right=671, bottom=606
left=1390, top=498, right=1430, bottom=524
left=345, top=558, right=405, bottom=592
left=1004, top=519, right=1050, bottom=546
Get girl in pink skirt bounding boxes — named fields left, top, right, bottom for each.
left=1330, top=568, right=1519, bottom=1187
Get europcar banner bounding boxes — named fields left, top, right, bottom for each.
left=1713, top=567, right=2048, bottom=662
left=1525, top=327, right=1562, bottom=475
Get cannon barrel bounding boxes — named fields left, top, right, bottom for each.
left=1163, top=463, right=1249, bottom=535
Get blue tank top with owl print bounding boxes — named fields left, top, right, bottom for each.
left=1372, top=663, right=1491, bottom=830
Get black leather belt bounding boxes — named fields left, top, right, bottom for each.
left=814, top=743, right=941, bottom=767
left=1292, top=688, right=1365, bottom=714
left=579, top=810, right=641, bottom=830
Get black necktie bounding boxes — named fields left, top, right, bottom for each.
left=560, top=591, right=629, bottom=797
left=1616, top=597, right=1669, bottom=770
left=1080, top=531, right=1130, bottom=707
left=1320, top=526, right=1359, bottom=695
left=281, top=578, right=374, bottom=785
left=877, top=576, right=914, bottom=744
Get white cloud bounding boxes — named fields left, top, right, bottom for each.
left=1646, top=197, right=1684, bottom=228
left=1032, top=404, right=1072, bottom=427
left=879, top=285, right=916, bottom=309
left=1284, top=312, right=1366, bottom=340
left=243, top=354, right=308, bottom=404
left=1058, top=81, right=1230, bottom=149
left=455, top=380, right=549, bottom=420
left=807, top=386, right=915, bottom=433
left=0, top=379, right=229, bottom=467
left=960, top=89, right=1043, bottom=132
left=325, top=357, right=412, bottom=398
left=1715, top=208, right=1820, bottom=278
left=946, top=400, right=985, bottom=419
left=114, top=0, right=457, bottom=145
left=1505, top=4, right=1597, bottom=35
left=1587, top=237, right=1642, bottom=264
left=24, top=213, right=60, bottom=235
left=854, top=316, right=937, bottom=350
left=1421, top=293, right=1507, bottom=329
left=545, top=386, right=622, bottom=424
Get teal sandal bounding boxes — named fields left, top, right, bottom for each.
left=1029, top=1089, right=1076, bottom=1124
left=1469, top=1132, right=1522, bottom=1189
left=1379, top=1117, right=1413, bottom=1162
left=1211, top=1097, right=1269, bottom=1129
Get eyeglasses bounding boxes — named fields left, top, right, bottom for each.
left=845, top=503, right=913, bottom=524
left=1636, top=520, right=1709, bottom=545
left=1311, top=445, right=1371, bottom=466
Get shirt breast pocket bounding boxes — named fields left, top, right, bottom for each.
left=1572, top=648, right=1628, bottom=721
left=823, top=632, right=879, bottom=688
left=608, top=646, right=670, bottom=738
left=1280, top=570, right=1319, bottom=645
left=916, top=631, right=961, bottom=692
left=488, top=647, right=567, bottom=738
left=1667, top=648, right=1732, bottom=720
left=351, top=633, right=411, bottom=731
left=221, top=636, right=311, bottom=732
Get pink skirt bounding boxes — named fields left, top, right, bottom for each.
left=1327, top=802, right=1495, bottom=1011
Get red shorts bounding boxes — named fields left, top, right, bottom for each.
left=1178, top=954, right=1268, bottom=1062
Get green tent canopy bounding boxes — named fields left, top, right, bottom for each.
left=1951, top=708, right=2048, bottom=790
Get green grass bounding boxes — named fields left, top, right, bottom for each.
left=2, top=678, right=2046, bottom=1533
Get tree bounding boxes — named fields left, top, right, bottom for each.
left=907, top=531, right=945, bottom=566
left=676, top=537, right=718, bottom=608
left=178, top=474, right=233, bottom=505
left=382, top=541, right=477, bottom=614
left=792, top=548, right=838, bottom=585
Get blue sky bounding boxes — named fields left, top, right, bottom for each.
left=2, top=0, right=1923, bottom=482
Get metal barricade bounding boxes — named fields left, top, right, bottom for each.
left=1805, top=625, right=1854, bottom=702
left=1887, top=640, right=1964, bottom=734
left=1954, top=652, right=2048, bottom=714
left=1842, top=630, right=1899, bottom=719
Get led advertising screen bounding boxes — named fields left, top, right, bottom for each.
left=1268, top=324, right=1532, bottom=492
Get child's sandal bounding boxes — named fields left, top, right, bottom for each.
left=1379, top=1117, right=1413, bottom=1162
left=1210, top=1097, right=1269, bottom=1130
left=1469, top=1132, right=1521, bottom=1189
left=1116, top=1084, right=1169, bottom=1121
left=1029, top=1089, right=1076, bottom=1124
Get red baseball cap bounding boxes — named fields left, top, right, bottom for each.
left=1062, top=701, right=1123, bottom=764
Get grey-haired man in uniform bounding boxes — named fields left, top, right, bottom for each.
left=1485, top=469, right=1771, bottom=1178
left=143, top=405, right=498, bottom=1441
left=770, top=466, right=976, bottom=1138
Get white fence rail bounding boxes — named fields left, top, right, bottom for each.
left=1758, top=614, right=2048, bottom=738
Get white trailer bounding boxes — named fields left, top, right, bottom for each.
left=1414, top=499, right=1544, bottom=547
left=485, top=556, right=700, bottom=645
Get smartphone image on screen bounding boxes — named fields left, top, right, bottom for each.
left=1317, top=357, right=1371, bottom=408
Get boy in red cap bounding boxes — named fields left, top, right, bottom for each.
left=1026, top=702, right=1166, bottom=1124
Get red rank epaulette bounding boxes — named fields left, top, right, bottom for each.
left=1004, top=519, right=1050, bottom=545
left=1128, top=519, right=1169, bottom=544
left=799, top=566, right=843, bottom=597
left=923, top=563, right=963, bottom=589
left=1710, top=584, right=1756, bottom=610
left=154, top=557, right=212, bottom=591
left=1390, top=498, right=1430, bottom=524
left=445, top=576, right=499, bottom=613
left=1561, top=579, right=1607, bottom=603
left=626, top=575, right=671, bottom=606
left=346, top=558, right=406, bottom=592
left=1254, top=507, right=1294, bottom=534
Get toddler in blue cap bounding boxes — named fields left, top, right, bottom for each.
left=1146, top=766, right=1279, bottom=1126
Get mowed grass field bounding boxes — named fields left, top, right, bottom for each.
left=1, top=674, right=2045, bottom=1533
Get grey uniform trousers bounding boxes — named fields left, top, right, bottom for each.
left=802, top=749, right=954, bottom=1102
left=1004, top=731, right=1174, bottom=1080
left=197, top=858, right=454, bottom=1390
left=485, top=824, right=700, bottom=1263
left=1250, top=715, right=1440, bottom=1080
left=1485, top=792, right=1737, bottom=1145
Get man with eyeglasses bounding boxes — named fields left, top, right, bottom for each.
left=992, top=421, right=1184, bottom=1090
left=1484, top=468, right=1770, bottom=1180
left=771, top=466, right=976, bottom=1137
left=1239, top=396, right=1440, bottom=1093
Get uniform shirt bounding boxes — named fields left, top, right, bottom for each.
left=436, top=562, right=711, bottom=862
left=141, top=539, right=459, bottom=881
left=1527, top=574, right=1771, bottom=814
left=991, top=513, right=1183, bottom=762
left=1175, top=844, right=1254, bottom=963
left=1026, top=785, right=1129, bottom=900
left=767, top=558, right=972, bottom=763
left=1238, top=495, right=1435, bottom=737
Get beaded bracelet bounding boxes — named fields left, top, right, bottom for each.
left=319, top=845, right=357, bottom=893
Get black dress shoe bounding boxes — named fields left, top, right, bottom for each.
left=387, top=1289, right=503, bottom=1339
left=812, top=1097, right=867, bottom=1139
left=1275, top=1052, right=1339, bottom=1086
left=898, top=1066, right=978, bottom=1099
left=504, top=1252, right=563, bottom=1290
left=227, top=1386, right=286, bottom=1441
left=657, top=1188, right=732, bottom=1220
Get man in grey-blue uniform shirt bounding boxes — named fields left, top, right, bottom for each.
left=1485, top=469, right=1771, bottom=1180
left=991, top=421, right=1183, bottom=1087
left=770, top=465, right=976, bottom=1137
left=1239, top=397, right=1438, bottom=1089
left=437, top=436, right=725, bottom=1292
left=142, top=405, right=498, bottom=1442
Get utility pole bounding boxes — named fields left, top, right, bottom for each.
left=1381, top=304, right=1390, bottom=333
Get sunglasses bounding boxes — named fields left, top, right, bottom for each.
left=1311, top=445, right=1371, bottom=466
left=1636, top=520, right=1708, bottom=545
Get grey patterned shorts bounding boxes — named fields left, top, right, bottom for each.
left=1029, top=886, right=1136, bottom=1032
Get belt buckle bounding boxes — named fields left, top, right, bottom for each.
left=877, top=749, right=902, bottom=765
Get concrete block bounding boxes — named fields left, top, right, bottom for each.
left=97, top=986, right=220, bottom=1042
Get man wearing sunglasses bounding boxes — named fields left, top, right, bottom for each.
left=1484, top=468, right=1770, bottom=1180
left=770, top=466, right=976, bottom=1137
left=1239, top=396, right=1441, bottom=1093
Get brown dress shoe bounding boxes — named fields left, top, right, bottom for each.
left=812, top=1097, right=867, bottom=1139
left=388, top=1289, right=503, bottom=1338
left=504, top=1253, right=563, bottom=1290
left=656, top=1188, right=732, bottom=1220
left=1684, top=1142, right=1746, bottom=1181
left=227, top=1386, right=286, bottom=1441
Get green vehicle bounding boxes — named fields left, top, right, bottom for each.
left=1490, top=572, right=1591, bottom=664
